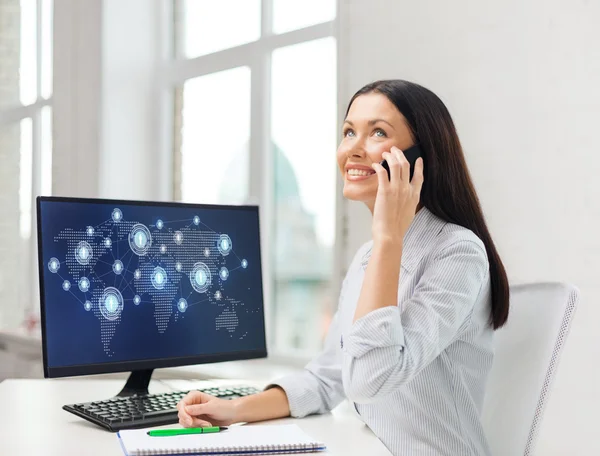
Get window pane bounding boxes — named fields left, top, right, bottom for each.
left=178, top=67, right=251, bottom=205
left=273, top=0, right=336, bottom=35
left=0, top=119, right=31, bottom=328
left=40, top=0, right=53, bottom=99
left=271, top=37, right=337, bottom=353
left=19, top=0, right=37, bottom=105
left=174, top=0, right=261, bottom=58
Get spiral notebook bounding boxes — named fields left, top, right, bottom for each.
left=117, top=424, right=327, bottom=455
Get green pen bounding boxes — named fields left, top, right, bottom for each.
left=147, top=426, right=228, bottom=437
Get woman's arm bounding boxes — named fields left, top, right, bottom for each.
left=233, top=386, right=291, bottom=422
left=353, top=239, right=403, bottom=323
left=341, top=239, right=489, bottom=404
left=261, top=242, right=371, bottom=418
left=352, top=146, right=423, bottom=324
left=264, top=292, right=349, bottom=418
left=178, top=386, right=290, bottom=427
left=181, top=308, right=348, bottom=427
left=179, top=244, right=371, bottom=427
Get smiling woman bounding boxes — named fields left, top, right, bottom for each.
left=177, top=79, right=509, bottom=456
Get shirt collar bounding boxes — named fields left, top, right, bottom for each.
left=361, top=207, right=447, bottom=273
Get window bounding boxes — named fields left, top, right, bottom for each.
left=179, top=67, right=251, bottom=205
left=0, top=0, right=53, bottom=329
left=170, top=0, right=337, bottom=356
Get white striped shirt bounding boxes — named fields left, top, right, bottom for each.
left=269, top=208, right=494, bottom=455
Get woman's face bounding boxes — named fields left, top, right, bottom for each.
left=337, top=93, right=415, bottom=208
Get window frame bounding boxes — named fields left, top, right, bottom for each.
left=162, top=0, right=341, bottom=360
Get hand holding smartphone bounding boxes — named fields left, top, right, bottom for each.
left=380, top=144, right=423, bottom=181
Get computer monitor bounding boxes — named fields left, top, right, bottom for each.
left=36, top=196, right=267, bottom=396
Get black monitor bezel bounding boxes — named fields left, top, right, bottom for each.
left=36, top=196, right=267, bottom=378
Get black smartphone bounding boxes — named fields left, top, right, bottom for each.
left=380, top=144, right=423, bottom=180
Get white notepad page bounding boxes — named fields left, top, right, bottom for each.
left=118, top=424, right=327, bottom=455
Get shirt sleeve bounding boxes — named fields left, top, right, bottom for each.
left=265, top=308, right=345, bottom=417
left=265, top=243, right=372, bottom=417
left=341, top=240, right=489, bottom=404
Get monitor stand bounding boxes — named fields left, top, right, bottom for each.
left=116, top=369, right=154, bottom=397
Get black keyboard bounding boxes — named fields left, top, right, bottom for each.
left=63, top=385, right=260, bottom=432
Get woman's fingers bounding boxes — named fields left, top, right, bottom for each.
left=178, top=391, right=215, bottom=427
left=177, top=401, right=191, bottom=424
left=190, top=417, right=213, bottom=427
left=381, top=151, right=401, bottom=183
left=390, top=146, right=410, bottom=183
left=178, top=408, right=193, bottom=427
left=412, top=157, right=425, bottom=190
left=179, top=402, right=214, bottom=428
left=181, top=391, right=205, bottom=406
left=372, top=162, right=388, bottom=190
left=185, top=404, right=209, bottom=416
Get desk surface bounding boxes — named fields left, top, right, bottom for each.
left=0, top=378, right=392, bottom=456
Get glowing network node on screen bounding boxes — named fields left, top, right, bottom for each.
left=151, top=266, right=167, bottom=290
left=156, top=219, right=164, bottom=230
left=133, top=295, right=141, bottom=305
left=160, top=244, right=167, bottom=254
left=113, top=260, right=124, bottom=275
left=134, top=269, right=141, bottom=280
left=48, top=257, right=60, bottom=273
left=62, top=280, right=71, bottom=291
left=106, top=296, right=118, bottom=312
left=112, top=208, right=123, bottom=222
left=175, top=262, right=182, bottom=272
left=75, top=241, right=93, bottom=265
left=204, top=248, right=210, bottom=257
left=99, top=287, right=124, bottom=320
left=84, top=300, right=92, bottom=311
left=217, top=234, right=232, bottom=256
left=177, top=298, right=188, bottom=313
left=86, top=226, right=94, bottom=236
left=190, top=262, right=211, bottom=293
left=193, top=216, right=200, bottom=225
left=104, top=238, right=112, bottom=248
left=174, top=231, right=183, bottom=245
left=128, top=224, right=152, bottom=256
left=78, top=277, right=90, bottom=293
left=214, top=290, right=222, bottom=300
left=241, top=259, right=248, bottom=269
left=219, top=267, right=229, bottom=281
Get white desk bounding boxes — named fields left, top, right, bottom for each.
left=0, top=378, right=392, bottom=456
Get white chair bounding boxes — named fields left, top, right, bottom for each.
left=482, top=282, right=579, bottom=456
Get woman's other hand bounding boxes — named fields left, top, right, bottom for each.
left=177, top=391, right=239, bottom=427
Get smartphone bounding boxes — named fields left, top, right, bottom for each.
left=380, top=144, right=423, bottom=180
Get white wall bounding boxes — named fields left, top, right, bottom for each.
left=338, top=0, right=600, bottom=454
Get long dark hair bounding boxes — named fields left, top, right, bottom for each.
left=347, top=80, right=509, bottom=329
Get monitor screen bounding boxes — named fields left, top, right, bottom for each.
left=37, top=197, right=267, bottom=377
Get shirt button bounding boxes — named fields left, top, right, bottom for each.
left=340, top=336, right=343, bottom=349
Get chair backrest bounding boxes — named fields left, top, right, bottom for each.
left=481, top=282, right=579, bottom=456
